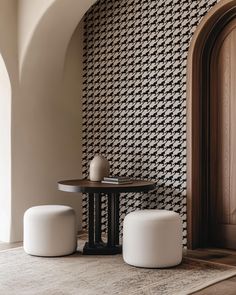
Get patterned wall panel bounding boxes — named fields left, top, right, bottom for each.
left=82, top=0, right=218, bottom=245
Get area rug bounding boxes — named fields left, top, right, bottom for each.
left=1, top=244, right=236, bottom=295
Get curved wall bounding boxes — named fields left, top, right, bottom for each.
left=0, top=0, right=95, bottom=241
left=0, top=0, right=18, bottom=242
left=18, top=0, right=56, bottom=71
left=0, top=54, right=12, bottom=242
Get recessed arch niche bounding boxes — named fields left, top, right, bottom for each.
left=187, top=0, right=236, bottom=249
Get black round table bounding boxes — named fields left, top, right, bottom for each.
left=58, top=179, right=156, bottom=255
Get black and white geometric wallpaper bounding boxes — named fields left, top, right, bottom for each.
left=82, top=0, right=218, bottom=245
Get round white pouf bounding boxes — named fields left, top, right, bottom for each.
left=24, top=205, right=77, bottom=257
left=123, top=210, right=182, bottom=268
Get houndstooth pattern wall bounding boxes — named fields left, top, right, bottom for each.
left=82, top=0, right=218, bottom=245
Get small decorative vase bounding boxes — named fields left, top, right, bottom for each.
left=89, top=155, right=110, bottom=181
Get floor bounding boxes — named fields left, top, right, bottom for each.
left=1, top=240, right=236, bottom=294
left=0, top=240, right=22, bottom=251
left=186, top=248, right=236, bottom=294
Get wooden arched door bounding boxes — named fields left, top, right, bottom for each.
left=209, top=19, right=236, bottom=249
left=187, top=0, right=236, bottom=249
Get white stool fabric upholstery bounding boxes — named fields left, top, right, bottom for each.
left=123, top=209, right=182, bottom=268
left=24, top=205, right=77, bottom=257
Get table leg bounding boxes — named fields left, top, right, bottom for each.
left=114, top=193, right=120, bottom=245
left=95, top=193, right=102, bottom=243
left=88, top=193, right=94, bottom=248
left=108, top=193, right=120, bottom=246
left=107, top=193, right=115, bottom=247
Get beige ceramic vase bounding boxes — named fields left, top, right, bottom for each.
left=89, top=155, right=110, bottom=181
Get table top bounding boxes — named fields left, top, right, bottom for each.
left=58, top=179, right=156, bottom=194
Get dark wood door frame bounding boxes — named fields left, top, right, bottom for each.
left=187, top=0, right=236, bottom=249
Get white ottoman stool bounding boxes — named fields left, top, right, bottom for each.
left=123, top=209, right=182, bottom=268
left=24, top=205, right=77, bottom=257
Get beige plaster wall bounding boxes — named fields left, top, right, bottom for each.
left=0, top=55, right=12, bottom=242
left=0, top=0, right=95, bottom=242
left=10, top=22, right=85, bottom=241
left=18, top=0, right=56, bottom=71
left=0, top=0, right=18, bottom=242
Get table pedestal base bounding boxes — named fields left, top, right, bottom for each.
left=84, top=192, right=121, bottom=255
left=83, top=242, right=122, bottom=255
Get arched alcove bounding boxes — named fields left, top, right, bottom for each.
left=0, top=0, right=97, bottom=242
left=0, top=53, right=12, bottom=242
left=187, top=0, right=236, bottom=249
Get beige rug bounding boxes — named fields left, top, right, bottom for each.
left=1, top=244, right=236, bottom=295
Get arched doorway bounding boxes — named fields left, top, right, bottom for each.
left=187, top=0, right=236, bottom=249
